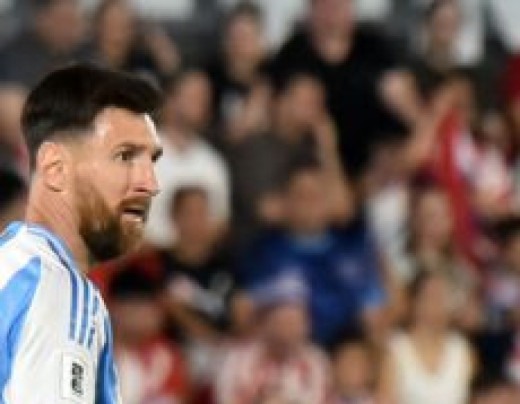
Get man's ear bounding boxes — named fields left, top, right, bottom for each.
left=36, top=142, right=69, bottom=192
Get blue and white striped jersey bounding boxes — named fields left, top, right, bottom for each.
left=0, top=222, right=122, bottom=404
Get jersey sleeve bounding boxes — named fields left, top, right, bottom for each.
left=0, top=257, right=42, bottom=401
left=2, top=256, right=100, bottom=404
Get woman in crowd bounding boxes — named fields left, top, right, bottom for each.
left=378, top=271, right=474, bottom=404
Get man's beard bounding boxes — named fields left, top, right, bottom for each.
left=76, top=184, right=148, bottom=262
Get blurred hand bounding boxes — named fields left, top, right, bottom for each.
left=311, top=112, right=338, bottom=154
left=143, top=26, right=181, bottom=74
left=379, top=69, right=423, bottom=125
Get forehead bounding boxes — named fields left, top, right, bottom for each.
left=90, top=107, right=160, bottom=148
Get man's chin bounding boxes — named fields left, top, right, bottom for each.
left=121, top=225, right=146, bottom=252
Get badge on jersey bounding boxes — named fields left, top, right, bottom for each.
left=61, top=351, right=91, bottom=402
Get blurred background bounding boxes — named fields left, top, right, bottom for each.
left=3, top=0, right=520, bottom=402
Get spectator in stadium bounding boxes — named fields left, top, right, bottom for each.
left=206, top=2, right=269, bottom=144
left=152, top=186, right=236, bottom=341
left=87, top=0, right=180, bottom=82
left=0, top=0, right=86, bottom=87
left=0, top=85, right=28, bottom=172
left=409, top=0, right=463, bottom=101
left=239, top=163, right=387, bottom=347
left=114, top=186, right=237, bottom=397
left=145, top=69, right=230, bottom=246
left=470, top=374, right=520, bottom=404
left=486, top=217, right=520, bottom=331
left=109, top=265, right=190, bottom=404
left=394, top=185, right=475, bottom=289
left=329, top=336, right=377, bottom=404
left=477, top=217, right=520, bottom=384
left=0, top=146, right=26, bottom=230
left=215, top=274, right=330, bottom=403
left=227, top=73, right=351, bottom=247
left=378, top=272, right=473, bottom=404
left=269, top=0, right=408, bottom=177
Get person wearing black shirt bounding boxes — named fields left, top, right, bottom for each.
left=269, top=0, right=404, bottom=177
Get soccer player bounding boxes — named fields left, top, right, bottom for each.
left=0, top=64, right=162, bottom=403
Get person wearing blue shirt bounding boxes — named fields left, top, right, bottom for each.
left=240, top=164, right=387, bottom=347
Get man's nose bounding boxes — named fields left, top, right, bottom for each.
left=135, top=162, right=160, bottom=197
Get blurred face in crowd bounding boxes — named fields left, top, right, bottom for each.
left=0, top=85, right=27, bottom=149
left=277, top=76, right=325, bottom=137
left=334, top=342, right=374, bottom=395
left=310, top=0, right=354, bottom=37
left=172, top=190, right=213, bottom=246
left=111, top=296, right=164, bottom=343
left=35, top=0, right=85, bottom=53
left=162, top=72, right=212, bottom=133
left=284, top=169, right=330, bottom=236
left=413, top=189, right=453, bottom=250
left=472, top=385, right=520, bottom=404
left=262, top=303, right=310, bottom=352
left=224, top=12, right=265, bottom=72
left=503, top=233, right=520, bottom=272
left=412, top=274, right=453, bottom=331
left=96, top=0, right=135, bottom=61
left=427, top=1, right=461, bottom=50
left=66, top=108, right=161, bottom=260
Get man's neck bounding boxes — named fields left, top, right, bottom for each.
left=25, top=189, right=90, bottom=274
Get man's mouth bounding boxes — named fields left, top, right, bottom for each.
left=121, top=204, right=149, bottom=223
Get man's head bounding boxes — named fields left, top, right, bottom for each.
left=169, top=186, right=213, bottom=246
left=31, top=0, right=85, bottom=53
left=332, top=337, right=375, bottom=396
left=94, top=0, right=135, bottom=60
left=310, top=0, right=355, bottom=38
left=283, top=164, right=330, bottom=236
left=275, top=74, right=326, bottom=137
left=162, top=70, right=212, bottom=134
left=424, top=0, right=461, bottom=51
left=109, top=265, right=165, bottom=343
left=22, top=64, right=162, bottom=261
left=223, top=3, right=265, bottom=71
left=0, top=85, right=27, bottom=151
left=252, top=275, right=310, bottom=353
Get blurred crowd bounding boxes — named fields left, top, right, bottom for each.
left=4, top=0, right=520, bottom=403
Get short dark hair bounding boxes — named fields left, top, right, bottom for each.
left=494, top=215, right=520, bottom=246
left=109, top=264, right=165, bottom=300
left=226, top=2, right=263, bottom=28
left=21, top=63, right=162, bottom=168
left=30, top=0, right=78, bottom=15
left=424, top=0, right=458, bottom=23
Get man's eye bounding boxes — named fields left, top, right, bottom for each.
left=116, top=150, right=135, bottom=162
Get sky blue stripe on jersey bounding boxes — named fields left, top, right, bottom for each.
left=87, top=293, right=100, bottom=349
left=0, top=257, right=42, bottom=403
left=96, top=316, right=119, bottom=404
left=0, top=222, right=22, bottom=248
left=25, top=224, right=84, bottom=343
left=79, top=278, right=91, bottom=345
